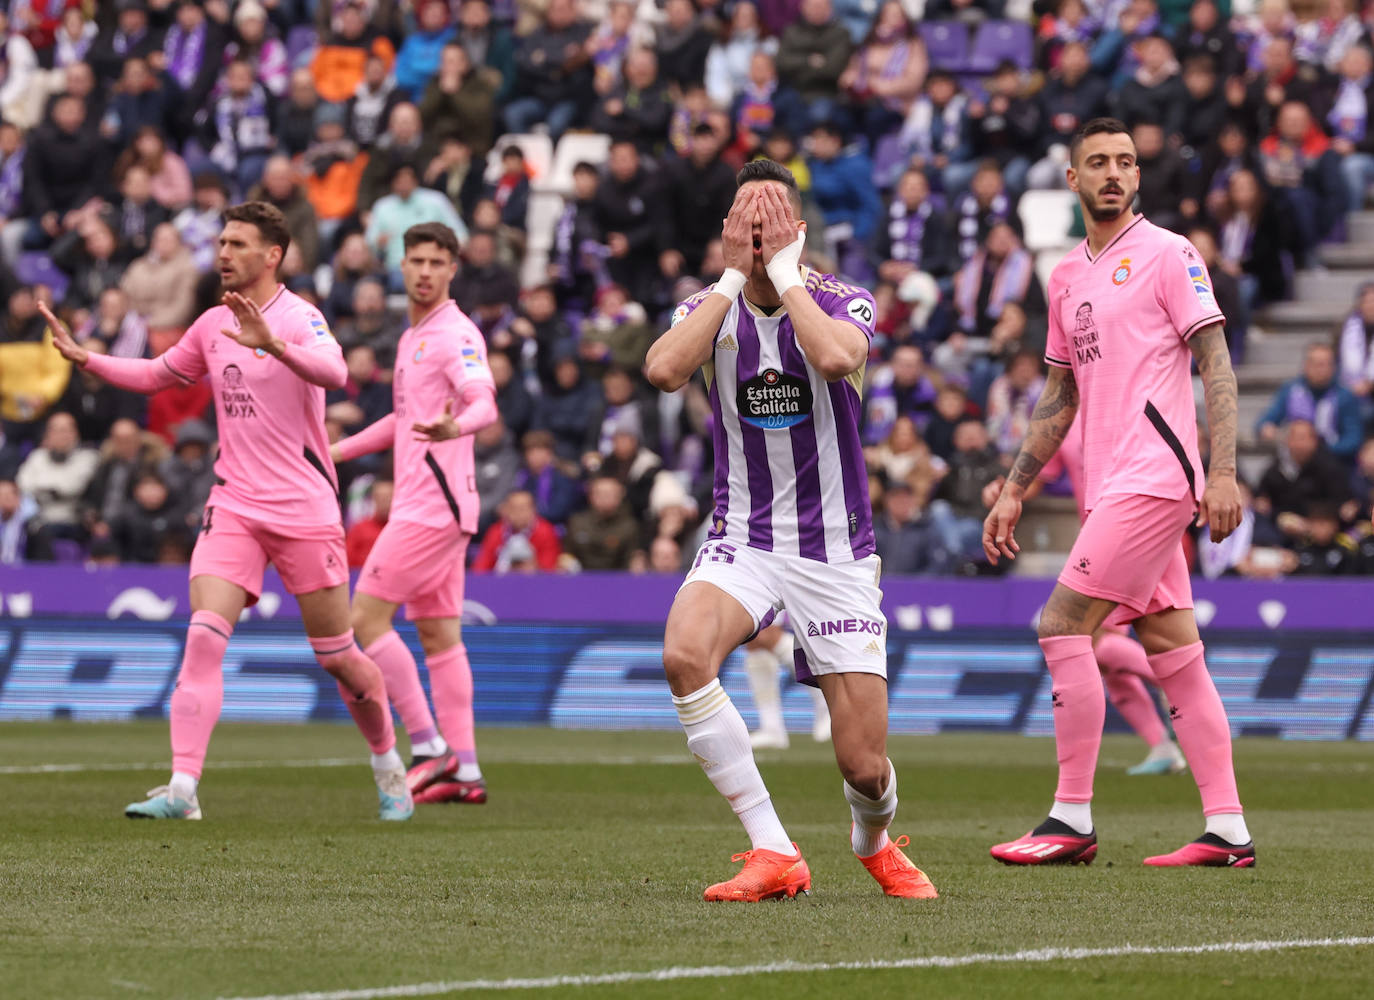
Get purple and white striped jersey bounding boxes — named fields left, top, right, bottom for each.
left=672, top=269, right=878, bottom=564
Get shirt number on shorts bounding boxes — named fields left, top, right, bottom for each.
left=693, top=542, right=737, bottom=569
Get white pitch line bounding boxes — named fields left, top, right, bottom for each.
left=219, top=936, right=1374, bottom=1000
left=0, top=754, right=690, bottom=776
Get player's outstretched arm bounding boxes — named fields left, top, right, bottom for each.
left=332, top=412, right=397, bottom=464
left=758, top=186, right=866, bottom=382
left=39, top=302, right=181, bottom=395
left=983, top=365, right=1079, bottom=563
left=1189, top=322, right=1243, bottom=542
left=219, top=292, right=347, bottom=390
left=645, top=188, right=756, bottom=393
left=411, top=383, right=498, bottom=442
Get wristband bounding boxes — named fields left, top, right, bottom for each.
left=712, top=268, right=747, bottom=301
left=765, top=232, right=806, bottom=296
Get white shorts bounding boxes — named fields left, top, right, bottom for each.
left=681, top=540, right=888, bottom=687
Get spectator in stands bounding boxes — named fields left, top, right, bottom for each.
left=1290, top=502, right=1358, bottom=575
left=10, top=94, right=104, bottom=262
left=1296, top=0, right=1365, bottom=74
left=951, top=161, right=1012, bottom=264
left=985, top=350, right=1046, bottom=458
left=227, top=1, right=289, bottom=98
left=963, top=62, right=1041, bottom=197
left=563, top=473, right=641, bottom=571
left=657, top=0, right=715, bottom=91
left=78, top=287, right=148, bottom=360
left=17, top=410, right=97, bottom=560
left=1260, top=100, right=1345, bottom=254
left=158, top=418, right=215, bottom=530
left=482, top=146, right=530, bottom=237
left=162, top=0, right=223, bottom=140
left=1174, top=0, right=1243, bottom=77
left=419, top=42, right=496, bottom=159
left=1338, top=281, right=1374, bottom=400
left=706, top=1, right=774, bottom=107
left=358, top=102, right=429, bottom=213
left=661, top=123, right=736, bottom=280
left=117, top=127, right=192, bottom=213
left=1133, top=120, right=1189, bottom=232
left=513, top=428, right=582, bottom=526
left=807, top=120, right=881, bottom=278
left=730, top=52, right=806, bottom=157
left=0, top=478, right=35, bottom=565
left=347, top=52, right=403, bottom=150
left=423, top=137, right=484, bottom=226
left=588, top=0, right=638, bottom=98
left=302, top=103, right=368, bottom=239
left=104, top=163, right=168, bottom=266
left=456, top=0, right=516, bottom=105
left=1176, top=56, right=1229, bottom=164
left=174, top=170, right=229, bottom=273
left=0, top=121, right=26, bottom=232
left=1027, top=41, right=1108, bottom=191
left=324, top=235, right=381, bottom=324
left=923, top=383, right=972, bottom=461
left=106, top=56, right=173, bottom=152
left=591, top=47, right=673, bottom=153
left=1258, top=342, right=1364, bottom=461
left=119, top=223, right=197, bottom=332
left=451, top=228, right=519, bottom=314
left=868, top=414, right=943, bottom=500
left=59, top=340, right=146, bottom=445
left=54, top=217, right=125, bottom=312
left=1348, top=436, right=1374, bottom=518
left=1187, top=225, right=1247, bottom=363
left=207, top=58, right=277, bottom=195
left=1216, top=167, right=1297, bottom=309
left=366, top=161, right=467, bottom=282
left=863, top=343, right=938, bottom=443
left=1255, top=419, right=1355, bottom=538
left=1089, top=0, right=1158, bottom=86
left=1241, top=36, right=1328, bottom=140
left=472, top=416, right=520, bottom=531
left=504, top=0, right=592, bottom=140
left=486, top=351, right=533, bottom=440
left=107, top=469, right=184, bottom=564
left=953, top=220, right=1043, bottom=338
left=1112, top=34, right=1185, bottom=135
left=578, top=284, right=654, bottom=376
left=311, top=0, right=396, bottom=105
left=280, top=67, right=323, bottom=158
left=593, top=414, right=665, bottom=522
left=395, top=0, right=456, bottom=101
left=585, top=366, right=659, bottom=463
left=326, top=343, right=393, bottom=435
left=872, top=478, right=936, bottom=574
left=593, top=140, right=663, bottom=310
left=838, top=0, right=926, bottom=147
left=90, top=1, right=161, bottom=85
left=929, top=418, right=1005, bottom=573
left=52, top=7, right=98, bottom=72
left=249, top=157, right=320, bottom=272
left=82, top=416, right=157, bottom=530
left=345, top=477, right=391, bottom=568
left=1328, top=44, right=1374, bottom=215
left=472, top=488, right=562, bottom=572
left=776, top=0, right=853, bottom=128
left=876, top=168, right=954, bottom=286
left=648, top=534, right=684, bottom=572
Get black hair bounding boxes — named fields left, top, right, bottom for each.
left=735, top=158, right=803, bottom=214
left=403, top=222, right=461, bottom=260
left=1070, top=117, right=1133, bottom=165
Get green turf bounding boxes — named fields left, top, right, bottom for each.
left=0, top=723, right=1371, bottom=1000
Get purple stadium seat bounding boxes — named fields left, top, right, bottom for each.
left=919, top=21, right=969, bottom=72
left=286, top=25, right=317, bottom=68
left=966, top=20, right=1034, bottom=73
left=16, top=252, right=69, bottom=303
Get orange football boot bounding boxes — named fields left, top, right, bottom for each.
left=858, top=834, right=939, bottom=898
left=703, top=843, right=811, bottom=902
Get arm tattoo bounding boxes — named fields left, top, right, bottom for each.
left=1007, top=366, right=1080, bottom=493
left=1189, top=323, right=1238, bottom=478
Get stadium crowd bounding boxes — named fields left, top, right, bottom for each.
left=3, top=0, right=1374, bottom=577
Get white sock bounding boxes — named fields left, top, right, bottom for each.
left=169, top=771, right=198, bottom=801
left=743, top=649, right=785, bottom=735
left=673, top=679, right=792, bottom=854
left=844, top=760, right=896, bottom=857
left=1204, top=812, right=1251, bottom=845
left=456, top=763, right=482, bottom=781
left=411, top=736, right=448, bottom=758
left=370, top=748, right=404, bottom=779
left=1049, top=799, right=1093, bottom=835
left=769, top=631, right=795, bottom=669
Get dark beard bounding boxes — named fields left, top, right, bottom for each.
left=1084, top=192, right=1127, bottom=222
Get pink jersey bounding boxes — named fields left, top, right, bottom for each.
left=1044, top=216, right=1221, bottom=511
left=160, top=286, right=342, bottom=527
left=390, top=301, right=495, bottom=532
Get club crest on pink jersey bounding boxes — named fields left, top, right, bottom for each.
left=1111, top=258, right=1131, bottom=285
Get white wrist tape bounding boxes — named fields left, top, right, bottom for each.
left=765, top=232, right=806, bottom=296
left=712, top=268, right=748, bottom=301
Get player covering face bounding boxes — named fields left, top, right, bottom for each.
left=983, top=119, right=1253, bottom=868
left=331, top=223, right=499, bottom=805
left=645, top=161, right=937, bottom=901
left=43, top=203, right=414, bottom=822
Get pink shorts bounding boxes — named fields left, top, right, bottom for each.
left=190, top=505, right=348, bottom=603
left=356, top=519, right=469, bottom=621
left=1059, top=492, right=1195, bottom=628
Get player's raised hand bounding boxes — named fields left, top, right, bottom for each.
left=412, top=399, right=461, bottom=442
left=1197, top=475, right=1243, bottom=543
left=982, top=491, right=1022, bottom=565
left=220, top=292, right=280, bottom=354
left=37, top=302, right=88, bottom=366
left=758, top=184, right=803, bottom=266
left=720, top=186, right=756, bottom=274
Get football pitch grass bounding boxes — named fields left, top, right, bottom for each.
left=1, top=724, right=1371, bottom=1000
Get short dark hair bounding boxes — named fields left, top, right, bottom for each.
left=572, top=160, right=599, bottom=176
left=222, top=201, right=290, bottom=258
left=403, top=222, right=461, bottom=259
left=1070, top=117, right=1133, bottom=165
left=735, top=158, right=803, bottom=214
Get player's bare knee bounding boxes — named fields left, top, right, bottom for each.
left=836, top=751, right=887, bottom=798
left=663, top=643, right=715, bottom=695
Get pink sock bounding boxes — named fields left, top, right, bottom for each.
left=170, top=610, right=232, bottom=779
left=312, top=631, right=395, bottom=754
left=1039, top=634, right=1105, bottom=804
left=1095, top=632, right=1167, bottom=747
left=1148, top=642, right=1242, bottom=816
left=427, top=644, right=477, bottom=765
left=365, top=630, right=440, bottom=745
